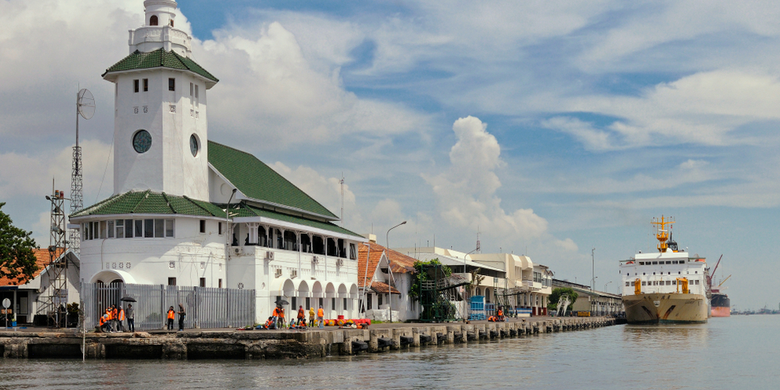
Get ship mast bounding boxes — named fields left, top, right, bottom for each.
left=651, top=215, right=674, bottom=253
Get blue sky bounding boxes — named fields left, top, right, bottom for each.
left=2, top=0, right=779, bottom=310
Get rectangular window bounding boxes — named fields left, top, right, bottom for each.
left=155, top=219, right=164, bottom=238
left=165, top=219, right=174, bottom=237
left=332, top=297, right=336, bottom=310
left=305, top=297, right=311, bottom=310
left=168, top=78, right=175, bottom=91
left=673, top=280, right=677, bottom=285
left=99, top=221, right=107, bottom=239
left=292, top=297, right=297, bottom=310
left=190, top=82, right=194, bottom=107
left=116, top=220, right=124, bottom=238
left=143, top=78, right=149, bottom=92
left=107, top=220, right=114, bottom=238
left=343, top=298, right=347, bottom=310
left=144, top=219, right=154, bottom=238
left=199, top=277, right=206, bottom=288
left=168, top=277, right=176, bottom=286
left=218, top=279, right=222, bottom=289
left=367, top=295, right=372, bottom=310
left=199, top=220, right=206, bottom=233
left=349, top=243, right=356, bottom=260
left=134, top=79, right=139, bottom=93
left=318, top=297, right=323, bottom=308
left=378, top=294, right=383, bottom=307
left=218, top=222, right=223, bottom=235
left=134, top=220, right=143, bottom=238
left=126, top=219, right=135, bottom=238
left=641, top=281, right=646, bottom=286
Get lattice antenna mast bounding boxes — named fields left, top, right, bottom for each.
left=70, top=89, right=94, bottom=255
left=339, top=173, right=344, bottom=226
left=38, top=182, right=70, bottom=327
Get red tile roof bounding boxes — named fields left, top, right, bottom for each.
left=0, top=248, right=61, bottom=286
left=357, top=242, right=418, bottom=288
left=371, top=281, right=400, bottom=295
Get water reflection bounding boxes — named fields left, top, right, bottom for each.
left=2, top=317, right=779, bottom=389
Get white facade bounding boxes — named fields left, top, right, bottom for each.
left=105, top=0, right=211, bottom=200
left=73, top=0, right=363, bottom=325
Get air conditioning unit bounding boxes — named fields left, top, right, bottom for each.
left=336, top=258, right=344, bottom=267
left=291, top=269, right=298, bottom=279
left=312, top=256, right=319, bottom=264
left=265, top=251, right=274, bottom=261
left=274, top=268, right=282, bottom=278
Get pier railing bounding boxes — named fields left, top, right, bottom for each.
left=81, top=282, right=255, bottom=331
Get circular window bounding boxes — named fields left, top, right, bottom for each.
left=190, top=134, right=199, bottom=157
left=133, top=130, right=152, bottom=153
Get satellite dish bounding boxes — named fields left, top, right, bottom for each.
left=77, top=88, right=95, bottom=120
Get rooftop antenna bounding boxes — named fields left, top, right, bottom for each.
left=70, top=88, right=95, bottom=255
left=339, top=173, right=344, bottom=226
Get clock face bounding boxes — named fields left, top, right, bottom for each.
left=133, top=130, right=152, bottom=153
left=190, top=134, right=199, bottom=157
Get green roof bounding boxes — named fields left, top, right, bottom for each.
left=70, top=190, right=225, bottom=218
left=234, top=203, right=359, bottom=237
left=102, top=48, right=218, bottom=83
left=70, top=191, right=359, bottom=238
left=208, top=141, right=338, bottom=220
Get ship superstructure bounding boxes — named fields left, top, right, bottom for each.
left=619, top=216, right=709, bottom=323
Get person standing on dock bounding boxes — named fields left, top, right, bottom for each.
left=118, top=306, right=126, bottom=332
left=126, top=304, right=135, bottom=332
left=317, top=306, right=324, bottom=329
left=178, top=304, right=186, bottom=331
left=111, top=305, right=119, bottom=332
left=309, top=306, right=315, bottom=327
left=167, top=306, right=175, bottom=330
left=297, top=305, right=305, bottom=327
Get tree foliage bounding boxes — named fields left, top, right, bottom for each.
left=0, top=202, right=39, bottom=284
left=408, top=258, right=452, bottom=301
left=548, top=287, right=578, bottom=310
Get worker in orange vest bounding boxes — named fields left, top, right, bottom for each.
left=118, top=306, right=126, bottom=332
left=167, top=306, right=175, bottom=330
left=106, top=308, right=115, bottom=332
left=297, top=306, right=305, bottom=327
left=317, top=306, right=324, bottom=329
left=111, top=305, right=119, bottom=332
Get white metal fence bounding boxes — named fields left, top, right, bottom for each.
left=81, top=282, right=255, bottom=331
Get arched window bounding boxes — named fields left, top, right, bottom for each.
left=170, top=19, right=174, bottom=27
left=150, top=15, right=158, bottom=26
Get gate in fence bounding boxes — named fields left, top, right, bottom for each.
left=81, top=282, right=255, bottom=331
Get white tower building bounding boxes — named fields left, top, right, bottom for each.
left=103, top=0, right=217, bottom=200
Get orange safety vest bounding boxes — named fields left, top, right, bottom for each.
left=106, top=310, right=113, bottom=321
left=498, top=310, right=503, bottom=317
left=119, top=309, right=125, bottom=321
left=297, top=308, right=305, bottom=319
left=317, top=308, right=324, bottom=318
left=167, top=309, right=175, bottom=320
left=112, top=308, right=118, bottom=319
left=272, top=307, right=279, bottom=317
left=278, top=308, right=284, bottom=318
left=99, top=314, right=106, bottom=326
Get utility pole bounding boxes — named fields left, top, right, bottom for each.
left=591, top=248, right=595, bottom=291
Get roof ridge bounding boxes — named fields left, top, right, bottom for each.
left=160, top=192, right=177, bottom=214
left=183, top=195, right=216, bottom=216
left=130, top=190, right=151, bottom=213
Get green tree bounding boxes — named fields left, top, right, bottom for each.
left=548, top=287, right=578, bottom=311
left=0, top=202, right=39, bottom=284
left=408, top=258, right=452, bottom=301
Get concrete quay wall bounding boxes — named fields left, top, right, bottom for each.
left=0, top=317, right=616, bottom=360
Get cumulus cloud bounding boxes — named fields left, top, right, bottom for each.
left=197, top=21, right=432, bottom=147
left=423, top=116, right=574, bottom=252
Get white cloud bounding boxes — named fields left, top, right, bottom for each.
left=423, top=116, right=574, bottom=252
left=197, top=21, right=432, bottom=148
left=545, top=70, right=780, bottom=151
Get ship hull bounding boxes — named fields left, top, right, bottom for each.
left=710, top=293, right=731, bottom=317
left=622, top=293, right=708, bottom=324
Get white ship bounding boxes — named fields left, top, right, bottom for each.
left=619, top=216, right=708, bottom=324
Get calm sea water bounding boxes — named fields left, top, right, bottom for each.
left=1, top=315, right=777, bottom=389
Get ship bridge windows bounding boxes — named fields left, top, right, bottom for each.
left=642, top=281, right=647, bottom=286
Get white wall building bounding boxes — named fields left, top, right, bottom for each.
left=70, top=0, right=364, bottom=324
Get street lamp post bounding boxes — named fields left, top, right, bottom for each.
left=604, top=281, right=612, bottom=292
left=385, top=221, right=406, bottom=323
